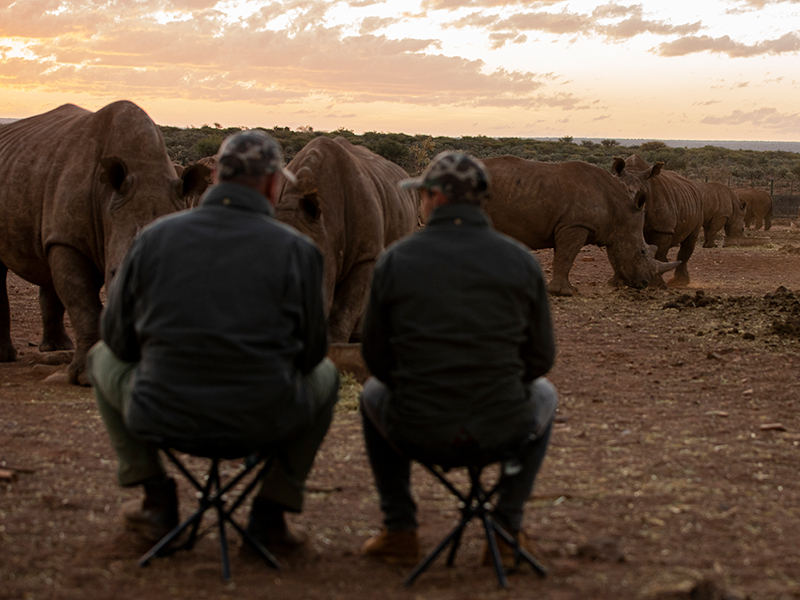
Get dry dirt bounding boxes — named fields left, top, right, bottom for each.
left=4, top=223, right=800, bottom=600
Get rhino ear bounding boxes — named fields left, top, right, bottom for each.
left=649, top=162, right=665, bottom=178
left=300, top=191, right=321, bottom=221
left=179, top=163, right=212, bottom=199
left=100, top=157, right=130, bottom=194
left=611, top=157, right=626, bottom=176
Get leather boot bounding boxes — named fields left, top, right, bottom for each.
left=245, top=497, right=308, bottom=551
left=481, top=528, right=537, bottom=568
left=121, top=476, right=179, bottom=542
left=361, top=528, right=421, bottom=565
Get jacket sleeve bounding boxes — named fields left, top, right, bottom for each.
left=100, top=236, right=143, bottom=363
left=520, top=258, right=556, bottom=382
left=360, top=253, right=394, bottom=384
left=295, top=239, right=329, bottom=375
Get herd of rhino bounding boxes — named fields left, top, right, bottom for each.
left=0, top=101, right=775, bottom=385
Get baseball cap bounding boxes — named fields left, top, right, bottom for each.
left=216, top=130, right=297, bottom=183
left=399, top=151, right=490, bottom=204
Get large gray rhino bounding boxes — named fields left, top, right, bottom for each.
left=482, top=156, right=678, bottom=296
left=276, top=136, right=418, bottom=342
left=699, top=182, right=745, bottom=247
left=734, top=187, right=774, bottom=231
left=0, top=101, right=206, bottom=384
left=611, top=155, right=704, bottom=287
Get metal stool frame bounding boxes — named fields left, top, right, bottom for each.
left=137, top=449, right=281, bottom=580
left=403, top=461, right=547, bottom=588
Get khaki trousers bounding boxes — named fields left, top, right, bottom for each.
left=87, top=341, right=339, bottom=512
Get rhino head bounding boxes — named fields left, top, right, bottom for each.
left=276, top=162, right=336, bottom=314
left=607, top=157, right=679, bottom=287
left=99, top=156, right=208, bottom=286
left=725, top=190, right=746, bottom=239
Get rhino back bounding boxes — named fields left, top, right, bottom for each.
left=0, top=101, right=182, bottom=285
left=0, top=104, right=93, bottom=282
left=483, top=157, right=625, bottom=249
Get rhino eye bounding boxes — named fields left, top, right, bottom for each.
left=301, top=195, right=320, bottom=221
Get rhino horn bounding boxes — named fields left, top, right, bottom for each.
left=655, top=259, right=681, bottom=274
left=648, top=244, right=658, bottom=258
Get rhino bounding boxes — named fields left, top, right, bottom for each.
left=611, top=155, right=704, bottom=288
left=481, top=156, right=679, bottom=296
left=699, top=182, right=746, bottom=248
left=0, top=101, right=207, bottom=384
left=276, top=136, right=418, bottom=342
left=734, top=187, right=774, bottom=231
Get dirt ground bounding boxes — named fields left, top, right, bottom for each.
left=3, top=223, right=800, bottom=600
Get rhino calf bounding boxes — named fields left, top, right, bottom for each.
left=276, top=136, right=418, bottom=342
left=0, top=101, right=207, bottom=384
left=482, top=156, right=678, bottom=296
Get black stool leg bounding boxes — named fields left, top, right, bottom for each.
left=490, top=520, right=547, bottom=577
left=402, top=515, right=472, bottom=586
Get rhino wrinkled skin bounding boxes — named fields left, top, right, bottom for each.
left=276, top=136, right=418, bottom=342
left=734, top=187, right=774, bottom=231
left=0, top=101, right=207, bottom=384
left=482, top=156, right=676, bottom=296
left=612, top=154, right=705, bottom=288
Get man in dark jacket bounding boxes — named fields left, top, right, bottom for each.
left=359, top=151, right=557, bottom=565
left=88, top=130, right=339, bottom=549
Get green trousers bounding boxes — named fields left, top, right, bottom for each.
left=87, top=341, right=340, bottom=512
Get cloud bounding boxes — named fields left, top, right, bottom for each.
left=656, top=32, right=800, bottom=57
left=701, top=107, right=800, bottom=133
left=447, top=3, right=703, bottom=44
left=0, top=8, right=562, bottom=111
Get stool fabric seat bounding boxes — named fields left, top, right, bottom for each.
left=137, top=445, right=281, bottom=580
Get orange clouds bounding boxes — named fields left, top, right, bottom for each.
left=1, top=1, right=799, bottom=140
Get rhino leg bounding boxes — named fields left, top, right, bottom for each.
left=0, top=262, right=17, bottom=362
left=549, top=227, right=589, bottom=296
left=47, top=245, right=104, bottom=386
left=667, top=232, right=697, bottom=288
left=703, top=217, right=725, bottom=248
left=38, top=283, right=74, bottom=353
left=328, top=260, right=374, bottom=343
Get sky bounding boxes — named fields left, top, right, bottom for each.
left=1, top=0, right=800, bottom=141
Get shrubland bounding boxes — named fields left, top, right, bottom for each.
left=158, top=124, right=800, bottom=192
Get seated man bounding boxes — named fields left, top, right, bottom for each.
left=88, top=130, right=339, bottom=550
left=359, top=151, right=557, bottom=565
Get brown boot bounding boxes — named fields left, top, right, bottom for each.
left=481, top=529, right=537, bottom=568
left=361, top=529, right=420, bottom=566
left=245, top=498, right=308, bottom=551
left=121, top=477, right=179, bottom=542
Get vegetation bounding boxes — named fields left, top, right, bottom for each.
left=160, top=124, right=800, bottom=194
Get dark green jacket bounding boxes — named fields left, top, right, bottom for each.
left=102, top=182, right=328, bottom=449
left=361, top=203, right=555, bottom=449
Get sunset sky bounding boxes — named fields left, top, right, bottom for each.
left=1, top=0, right=799, bottom=141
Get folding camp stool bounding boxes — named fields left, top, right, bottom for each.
left=137, top=445, right=281, bottom=580
left=403, top=458, right=547, bottom=588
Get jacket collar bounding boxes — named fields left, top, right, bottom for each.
left=426, top=203, right=491, bottom=228
left=199, top=182, right=276, bottom=217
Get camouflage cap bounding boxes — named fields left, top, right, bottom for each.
left=399, top=151, right=490, bottom=204
left=216, top=129, right=297, bottom=183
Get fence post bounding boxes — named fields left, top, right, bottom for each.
left=770, top=179, right=774, bottom=196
